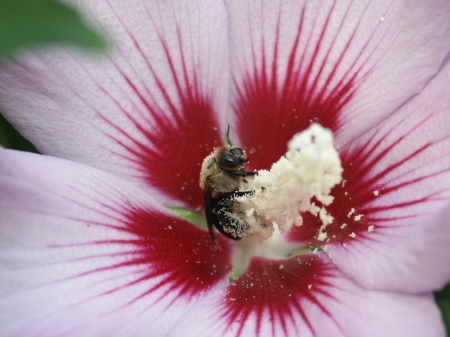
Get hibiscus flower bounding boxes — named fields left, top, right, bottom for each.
left=1, top=0, right=450, bottom=336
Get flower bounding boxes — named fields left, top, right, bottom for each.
left=1, top=0, right=450, bottom=336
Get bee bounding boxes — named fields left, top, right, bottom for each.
left=199, top=129, right=257, bottom=241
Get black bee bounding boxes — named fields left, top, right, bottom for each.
left=199, top=131, right=256, bottom=241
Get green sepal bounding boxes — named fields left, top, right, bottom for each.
left=167, top=207, right=207, bottom=228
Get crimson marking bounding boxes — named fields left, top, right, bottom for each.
left=221, top=255, right=341, bottom=337
left=65, top=207, right=232, bottom=307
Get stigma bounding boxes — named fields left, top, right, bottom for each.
left=235, top=123, right=343, bottom=240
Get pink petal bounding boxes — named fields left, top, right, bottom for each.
left=0, top=149, right=231, bottom=336
left=225, top=0, right=450, bottom=170
left=289, top=61, right=450, bottom=293
left=0, top=0, right=230, bottom=209
left=169, top=254, right=445, bottom=337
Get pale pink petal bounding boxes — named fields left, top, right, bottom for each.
left=0, top=0, right=229, bottom=209
left=225, top=0, right=450, bottom=170
left=0, top=149, right=232, bottom=336
left=169, top=254, right=444, bottom=337
left=289, top=61, right=450, bottom=293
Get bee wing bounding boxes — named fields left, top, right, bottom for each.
left=204, top=185, right=217, bottom=241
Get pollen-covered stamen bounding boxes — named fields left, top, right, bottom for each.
left=236, top=123, right=343, bottom=240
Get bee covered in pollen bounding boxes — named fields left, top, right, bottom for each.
left=199, top=128, right=257, bottom=241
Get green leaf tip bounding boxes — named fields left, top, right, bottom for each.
left=0, top=0, right=106, bottom=58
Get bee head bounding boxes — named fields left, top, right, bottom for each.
left=217, top=145, right=248, bottom=169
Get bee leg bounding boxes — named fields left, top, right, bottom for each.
left=229, top=170, right=258, bottom=177
left=218, top=190, right=254, bottom=199
left=214, top=197, right=247, bottom=241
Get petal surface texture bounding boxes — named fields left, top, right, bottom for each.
left=289, top=61, right=450, bottom=293
left=225, top=0, right=450, bottom=170
left=170, top=254, right=445, bottom=337
left=0, top=0, right=230, bottom=209
left=0, top=149, right=232, bottom=336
